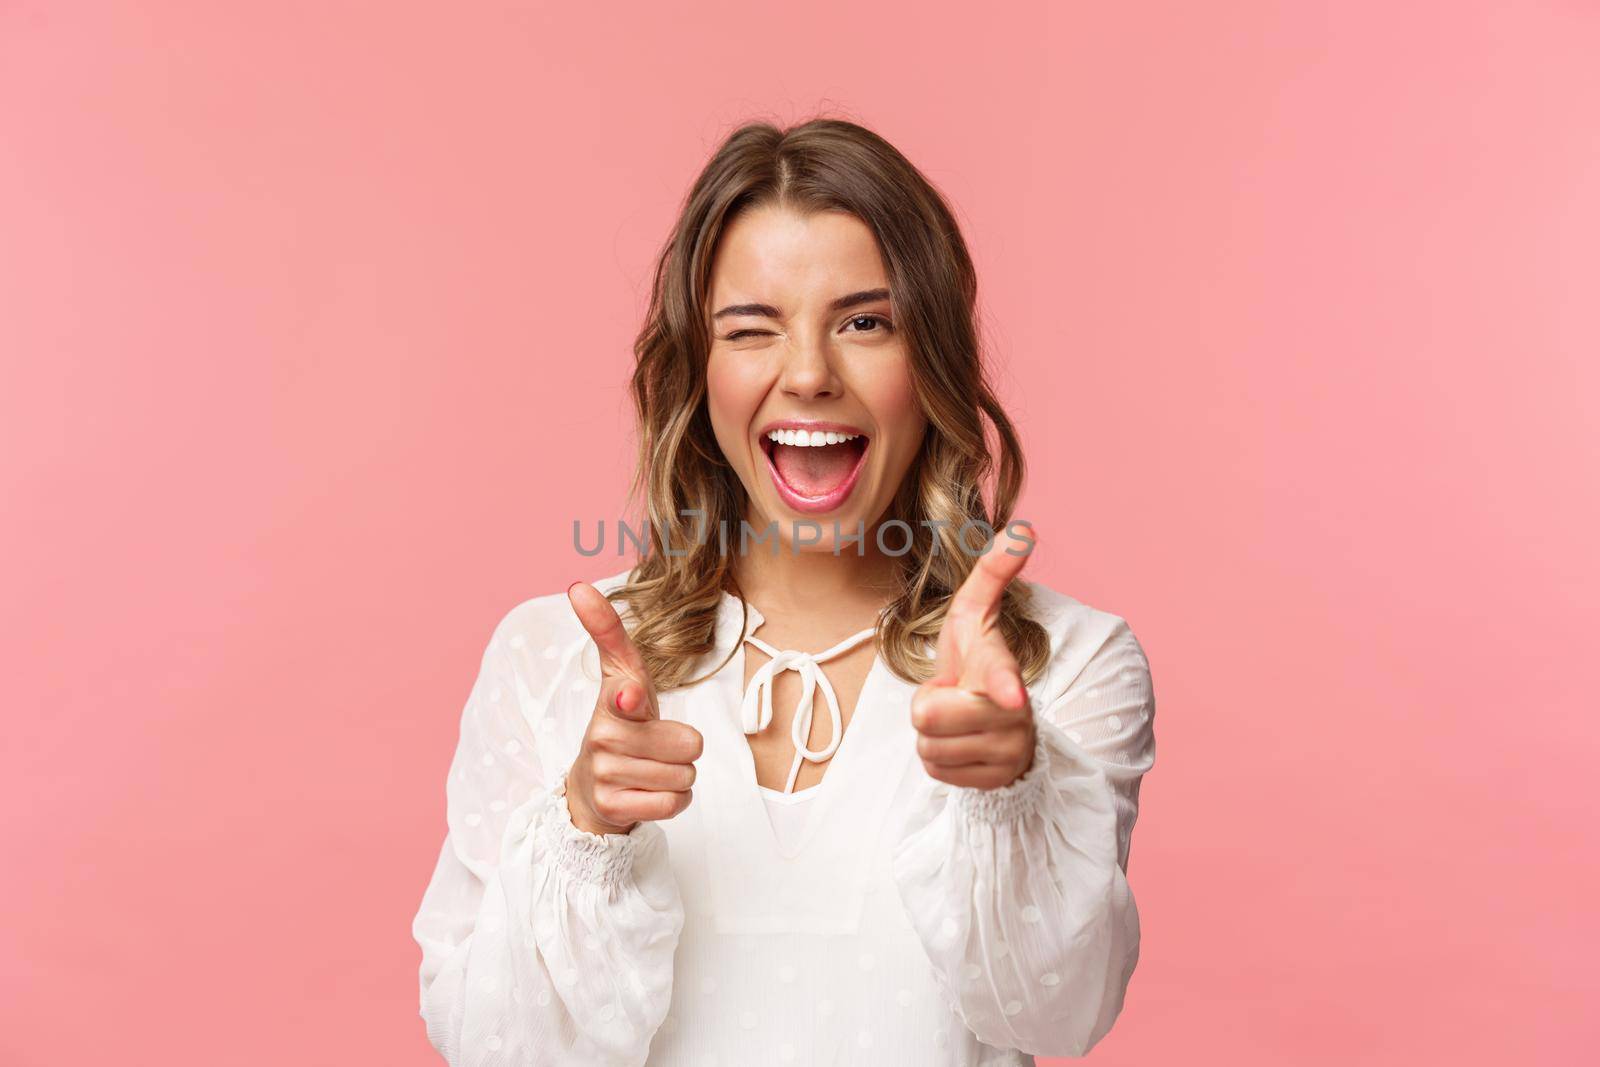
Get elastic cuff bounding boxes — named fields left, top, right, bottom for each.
left=952, top=724, right=1052, bottom=825
left=537, top=772, right=639, bottom=889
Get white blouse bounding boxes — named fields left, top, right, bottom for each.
left=412, top=567, right=1156, bottom=1066
left=759, top=784, right=820, bottom=856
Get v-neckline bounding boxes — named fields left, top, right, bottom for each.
left=734, top=631, right=887, bottom=860
left=680, top=588, right=922, bottom=935
left=719, top=588, right=886, bottom=859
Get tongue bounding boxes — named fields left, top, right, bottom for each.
left=772, top=441, right=861, bottom=497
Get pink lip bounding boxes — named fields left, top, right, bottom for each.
left=757, top=421, right=871, bottom=515
left=756, top=418, right=867, bottom=437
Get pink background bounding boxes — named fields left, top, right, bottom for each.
left=2, top=2, right=1595, bottom=1064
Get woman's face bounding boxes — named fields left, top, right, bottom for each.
left=705, top=205, right=927, bottom=552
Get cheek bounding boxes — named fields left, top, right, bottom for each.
left=862, top=361, right=926, bottom=464
left=705, top=354, right=765, bottom=457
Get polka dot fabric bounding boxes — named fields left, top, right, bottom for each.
left=412, top=571, right=1157, bottom=1065
left=891, top=615, right=1155, bottom=1056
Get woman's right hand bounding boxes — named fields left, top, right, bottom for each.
left=563, top=581, right=704, bottom=836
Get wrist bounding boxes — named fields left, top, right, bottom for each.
left=951, top=724, right=1050, bottom=824
left=540, top=774, right=642, bottom=889
left=1012, top=718, right=1038, bottom=781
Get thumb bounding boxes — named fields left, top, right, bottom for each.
left=567, top=581, right=658, bottom=717
left=930, top=611, right=962, bottom=686
left=933, top=523, right=1038, bottom=686
left=948, top=523, right=1036, bottom=630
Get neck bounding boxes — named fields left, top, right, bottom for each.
left=729, top=519, right=900, bottom=624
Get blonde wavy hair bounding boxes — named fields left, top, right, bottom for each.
left=604, top=116, right=1050, bottom=691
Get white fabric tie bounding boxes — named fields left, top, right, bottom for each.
left=740, top=626, right=877, bottom=794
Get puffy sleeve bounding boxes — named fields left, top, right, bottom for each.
left=411, top=601, right=685, bottom=1066
left=890, top=610, right=1156, bottom=1057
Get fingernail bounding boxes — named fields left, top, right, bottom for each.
left=566, top=581, right=580, bottom=596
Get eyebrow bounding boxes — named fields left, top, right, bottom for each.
left=711, top=288, right=892, bottom=320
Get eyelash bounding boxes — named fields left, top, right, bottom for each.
left=723, top=315, right=894, bottom=342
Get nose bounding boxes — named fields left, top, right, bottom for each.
left=777, top=332, right=842, bottom=401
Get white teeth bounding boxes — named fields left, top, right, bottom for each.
left=766, top=429, right=862, bottom=447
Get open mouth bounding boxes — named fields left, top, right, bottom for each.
left=758, top=426, right=870, bottom=514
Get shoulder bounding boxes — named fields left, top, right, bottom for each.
left=464, top=568, right=635, bottom=760
left=1018, top=576, right=1152, bottom=708
left=472, top=566, right=637, bottom=709
left=485, top=566, right=636, bottom=652
left=1017, top=576, right=1142, bottom=657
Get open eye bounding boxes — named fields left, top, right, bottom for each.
left=844, top=315, right=893, bottom=334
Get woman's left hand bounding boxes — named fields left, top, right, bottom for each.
left=911, top=524, right=1038, bottom=790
